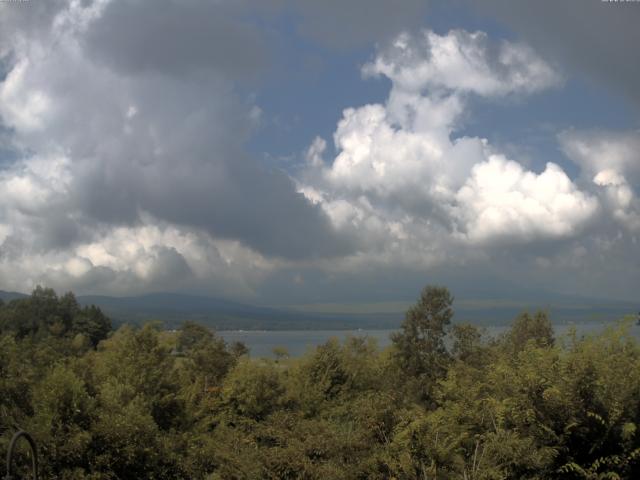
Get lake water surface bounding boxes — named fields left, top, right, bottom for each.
left=219, top=321, right=640, bottom=358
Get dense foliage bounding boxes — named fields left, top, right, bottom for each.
left=1, top=286, right=639, bottom=479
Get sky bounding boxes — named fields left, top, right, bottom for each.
left=0, top=0, right=639, bottom=305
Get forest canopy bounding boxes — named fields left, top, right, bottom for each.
left=1, top=286, right=639, bottom=479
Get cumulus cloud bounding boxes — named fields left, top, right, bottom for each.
left=363, top=30, right=562, bottom=96
left=560, top=129, right=640, bottom=232
left=0, top=0, right=351, bottom=295
left=455, top=157, right=598, bottom=242
left=0, top=217, right=275, bottom=298
left=0, top=2, right=637, bottom=302
left=300, top=29, right=594, bottom=261
left=467, top=0, right=640, bottom=107
left=559, top=129, right=640, bottom=181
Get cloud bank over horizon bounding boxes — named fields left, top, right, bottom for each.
left=0, top=0, right=638, bottom=303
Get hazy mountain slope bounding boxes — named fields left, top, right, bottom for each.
left=2, top=289, right=635, bottom=330
left=0, top=290, right=28, bottom=302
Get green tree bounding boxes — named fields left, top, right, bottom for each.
left=220, top=359, right=285, bottom=421
left=28, top=364, right=94, bottom=478
left=504, top=310, right=554, bottom=354
left=177, top=321, right=213, bottom=352
left=71, top=305, right=111, bottom=347
left=0, top=288, right=111, bottom=347
left=391, top=285, right=454, bottom=404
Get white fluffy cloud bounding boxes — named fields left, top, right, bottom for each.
left=560, top=130, right=640, bottom=232
left=455, top=157, right=597, bottom=242
left=0, top=217, right=274, bottom=297
left=363, top=30, right=562, bottom=97
left=301, top=29, right=596, bottom=264
left=0, top=4, right=637, bottom=302
left=559, top=129, right=640, bottom=181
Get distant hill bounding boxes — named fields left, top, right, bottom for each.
left=75, top=292, right=639, bottom=330
left=455, top=298, right=637, bottom=326
left=1, top=289, right=398, bottom=330
left=275, top=295, right=638, bottom=328
left=1, top=289, right=636, bottom=331
left=75, top=292, right=401, bottom=330
left=0, top=290, right=28, bottom=302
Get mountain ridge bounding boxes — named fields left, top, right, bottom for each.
left=1, top=289, right=636, bottom=330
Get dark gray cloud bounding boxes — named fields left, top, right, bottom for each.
left=139, top=158, right=354, bottom=259
left=0, top=0, right=353, bottom=262
left=84, top=0, right=271, bottom=78
left=146, top=246, right=193, bottom=284
left=469, top=0, right=640, bottom=107
left=0, top=0, right=68, bottom=44
left=257, top=228, right=640, bottom=305
left=290, top=0, right=429, bottom=49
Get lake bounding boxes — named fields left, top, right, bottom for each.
left=219, top=321, right=640, bottom=358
